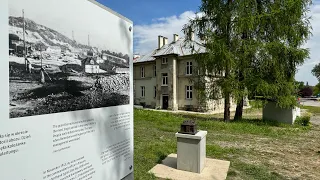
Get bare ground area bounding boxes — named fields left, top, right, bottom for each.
left=9, top=57, right=130, bottom=118
left=311, top=115, right=320, bottom=125
left=217, top=126, right=320, bottom=179
left=214, top=109, right=320, bottom=180
left=134, top=107, right=320, bottom=180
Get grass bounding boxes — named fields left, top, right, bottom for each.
left=133, top=108, right=320, bottom=180
left=301, top=105, right=320, bottom=114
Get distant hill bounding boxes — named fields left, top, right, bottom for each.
left=9, top=16, right=90, bottom=51
left=9, top=16, right=130, bottom=66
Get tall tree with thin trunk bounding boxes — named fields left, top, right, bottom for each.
left=184, top=0, right=312, bottom=122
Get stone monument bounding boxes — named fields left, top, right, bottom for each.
left=175, top=120, right=207, bottom=173
left=148, top=120, right=230, bottom=180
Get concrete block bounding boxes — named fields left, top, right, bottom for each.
left=134, top=105, right=143, bottom=109
left=175, top=131, right=207, bottom=173
left=295, top=107, right=301, bottom=117
left=148, top=154, right=230, bottom=180
left=263, top=102, right=299, bottom=124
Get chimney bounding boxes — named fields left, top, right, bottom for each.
left=163, top=37, right=168, bottom=46
left=173, top=34, right=179, bottom=42
left=158, top=35, right=164, bottom=49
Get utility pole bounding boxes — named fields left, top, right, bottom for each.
left=22, top=9, right=28, bottom=71
left=72, top=30, right=75, bottom=41
left=22, top=9, right=26, bottom=57
left=88, top=34, right=90, bottom=46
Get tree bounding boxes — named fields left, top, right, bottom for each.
left=295, top=81, right=305, bottom=91
left=184, top=0, right=312, bottom=122
left=312, top=63, right=320, bottom=81
left=295, top=81, right=305, bottom=96
left=313, top=83, right=320, bottom=96
left=300, top=86, right=313, bottom=97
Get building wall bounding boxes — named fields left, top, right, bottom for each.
left=177, top=57, right=203, bottom=111
left=85, top=65, right=99, bottom=73
left=155, top=56, right=175, bottom=109
left=133, top=62, right=157, bottom=108
left=177, top=77, right=199, bottom=110
left=177, top=57, right=197, bottom=77
left=206, top=99, right=228, bottom=113
left=133, top=62, right=155, bottom=80
left=133, top=55, right=237, bottom=113
left=134, top=79, right=157, bottom=108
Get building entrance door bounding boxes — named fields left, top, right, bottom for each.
left=162, top=95, right=169, bottom=110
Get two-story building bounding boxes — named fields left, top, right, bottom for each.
left=133, top=34, right=237, bottom=113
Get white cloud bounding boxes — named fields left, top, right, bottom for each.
left=133, top=11, right=198, bottom=54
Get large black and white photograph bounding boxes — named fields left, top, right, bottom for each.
left=8, top=0, right=131, bottom=118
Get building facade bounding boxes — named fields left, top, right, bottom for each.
left=133, top=34, right=237, bottom=113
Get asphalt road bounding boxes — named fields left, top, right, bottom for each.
left=299, top=99, right=320, bottom=107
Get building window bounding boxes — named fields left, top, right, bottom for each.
left=186, top=86, right=193, bottom=99
left=186, top=61, right=193, bottom=75
left=162, top=73, right=168, bottom=86
left=141, top=86, right=145, bottom=97
left=140, top=66, right=145, bottom=78
left=162, top=57, right=168, bottom=64
left=154, top=65, right=157, bottom=77
left=154, top=86, right=157, bottom=98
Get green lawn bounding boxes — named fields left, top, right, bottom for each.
left=301, top=105, right=320, bottom=114
left=133, top=108, right=320, bottom=180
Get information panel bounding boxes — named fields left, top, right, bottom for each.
left=0, top=0, right=133, bottom=179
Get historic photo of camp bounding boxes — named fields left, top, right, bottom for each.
left=9, top=0, right=131, bottom=118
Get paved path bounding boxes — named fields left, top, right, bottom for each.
left=300, top=100, right=320, bottom=107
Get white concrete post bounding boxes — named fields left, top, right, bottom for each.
left=175, top=131, right=207, bottom=173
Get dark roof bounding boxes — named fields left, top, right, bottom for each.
left=84, top=58, right=99, bottom=65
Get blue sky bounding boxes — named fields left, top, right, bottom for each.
left=98, top=0, right=319, bottom=86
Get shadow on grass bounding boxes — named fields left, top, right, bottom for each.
left=10, top=91, right=129, bottom=118
left=180, top=113, right=282, bottom=127
left=180, top=113, right=224, bottom=121
left=59, top=63, right=83, bottom=73
left=10, top=61, right=42, bottom=81
left=232, top=118, right=282, bottom=127
left=10, top=61, right=74, bottom=82
left=18, top=79, right=88, bottom=100
left=156, top=151, right=167, bottom=164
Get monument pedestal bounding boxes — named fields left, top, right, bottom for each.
left=175, top=130, right=207, bottom=173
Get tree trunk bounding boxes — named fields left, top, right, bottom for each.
left=234, top=70, right=245, bottom=121
left=224, top=95, right=231, bottom=122
left=234, top=29, right=247, bottom=121
left=234, top=97, right=244, bottom=121
left=224, top=0, right=233, bottom=122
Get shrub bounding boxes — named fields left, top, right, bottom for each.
left=295, top=114, right=311, bottom=126
left=299, top=86, right=313, bottom=97
left=140, top=102, right=146, bottom=107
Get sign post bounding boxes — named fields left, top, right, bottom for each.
left=1, top=0, right=133, bottom=179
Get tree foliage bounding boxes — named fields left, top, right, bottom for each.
left=184, top=0, right=312, bottom=121
left=312, top=63, right=320, bottom=82
left=299, top=86, right=313, bottom=97
left=313, top=83, right=320, bottom=96
left=295, top=81, right=305, bottom=92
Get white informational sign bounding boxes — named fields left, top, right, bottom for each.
left=0, top=0, right=133, bottom=179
